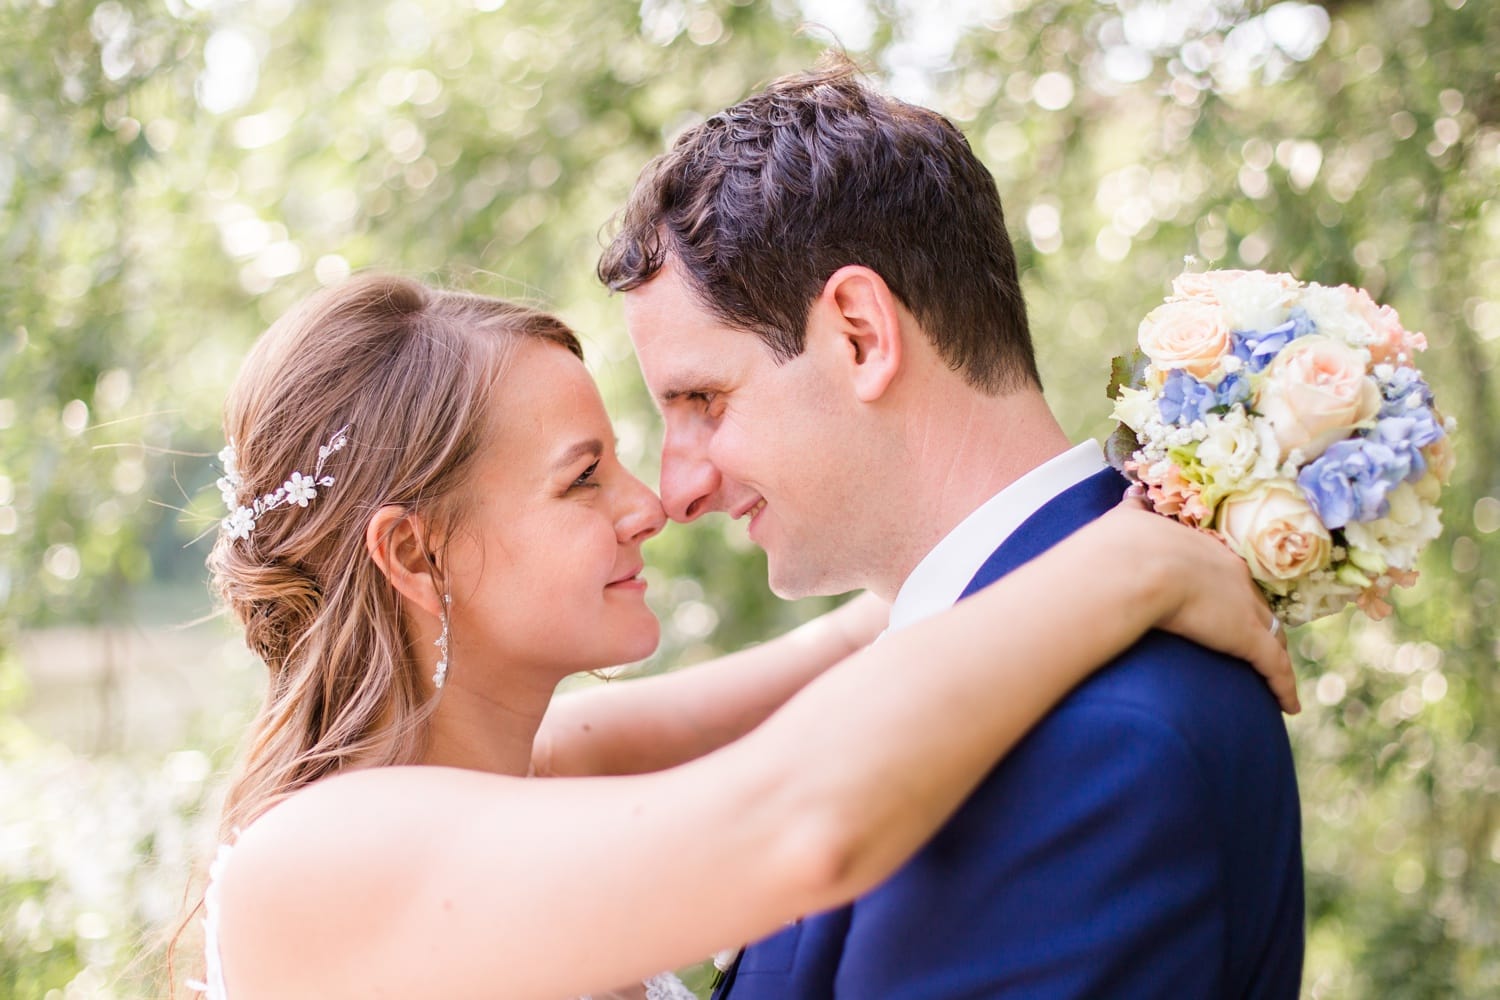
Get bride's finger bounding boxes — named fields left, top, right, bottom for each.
left=1253, top=617, right=1299, bottom=714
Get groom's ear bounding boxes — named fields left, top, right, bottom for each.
left=815, top=265, right=903, bottom=403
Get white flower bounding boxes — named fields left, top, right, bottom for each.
left=1111, top=385, right=1159, bottom=434
left=223, top=506, right=256, bottom=541
left=215, top=476, right=238, bottom=510
left=1299, top=283, right=1378, bottom=349
left=1343, top=481, right=1444, bottom=571
left=1210, top=271, right=1298, bottom=332
left=1196, top=410, right=1266, bottom=488
left=1279, top=575, right=1365, bottom=627
left=217, top=443, right=238, bottom=478
left=283, top=472, right=318, bottom=507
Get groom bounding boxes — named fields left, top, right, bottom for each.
left=600, top=59, right=1304, bottom=997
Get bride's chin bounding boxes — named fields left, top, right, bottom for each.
left=591, top=619, right=661, bottom=672
left=622, top=619, right=662, bottom=661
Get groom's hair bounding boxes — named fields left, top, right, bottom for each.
left=599, top=53, right=1040, bottom=394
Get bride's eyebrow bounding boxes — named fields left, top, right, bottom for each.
left=551, top=438, right=604, bottom=471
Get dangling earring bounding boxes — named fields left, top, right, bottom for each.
left=433, top=593, right=451, bottom=689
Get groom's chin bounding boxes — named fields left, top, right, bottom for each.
left=765, top=561, right=843, bottom=602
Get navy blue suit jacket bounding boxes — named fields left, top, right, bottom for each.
left=715, top=469, right=1304, bottom=999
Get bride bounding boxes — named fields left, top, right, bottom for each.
left=184, top=273, right=1294, bottom=999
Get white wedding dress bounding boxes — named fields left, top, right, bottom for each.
left=193, top=843, right=700, bottom=1000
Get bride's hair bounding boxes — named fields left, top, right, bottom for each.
left=210, top=273, right=582, bottom=838
left=166, top=274, right=582, bottom=993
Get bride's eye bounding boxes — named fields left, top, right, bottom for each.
left=571, top=461, right=601, bottom=490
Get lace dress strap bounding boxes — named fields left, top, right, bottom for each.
left=186, top=843, right=235, bottom=1000
left=642, top=972, right=702, bottom=1000
left=580, top=971, right=700, bottom=1000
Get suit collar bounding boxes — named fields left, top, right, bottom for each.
left=959, top=467, right=1129, bottom=600
left=887, top=441, right=1107, bottom=633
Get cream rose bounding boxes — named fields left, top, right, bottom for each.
left=1217, top=484, right=1332, bottom=586
left=1256, top=335, right=1381, bottom=462
left=1170, top=270, right=1230, bottom=304
left=1137, top=299, right=1231, bottom=378
left=1423, top=429, right=1456, bottom=485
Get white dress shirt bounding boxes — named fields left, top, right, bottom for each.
left=886, top=440, right=1109, bottom=634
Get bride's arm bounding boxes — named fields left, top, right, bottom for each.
left=217, top=506, right=1292, bottom=1000
left=533, top=592, right=887, bottom=777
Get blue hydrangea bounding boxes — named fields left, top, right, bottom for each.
left=1230, top=307, right=1315, bottom=374
left=1298, top=438, right=1404, bottom=528
left=1296, top=413, right=1440, bottom=530
left=1214, top=372, right=1252, bottom=410
left=1158, top=369, right=1216, bottom=426
left=1366, top=413, right=1443, bottom=481
left=1378, top=367, right=1436, bottom=418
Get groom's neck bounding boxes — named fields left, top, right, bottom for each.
left=874, top=386, right=1072, bottom=597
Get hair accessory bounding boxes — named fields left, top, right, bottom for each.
left=218, top=426, right=350, bottom=542
left=433, top=593, right=451, bottom=689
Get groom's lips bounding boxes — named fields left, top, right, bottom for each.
left=736, top=497, right=768, bottom=539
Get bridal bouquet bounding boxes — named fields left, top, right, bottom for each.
left=1108, top=270, right=1455, bottom=626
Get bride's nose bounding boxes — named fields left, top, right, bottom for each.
left=616, top=473, right=666, bottom=544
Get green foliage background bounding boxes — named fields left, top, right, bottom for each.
left=1, top=0, right=1496, bottom=996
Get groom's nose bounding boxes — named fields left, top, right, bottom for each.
left=659, top=430, right=721, bottom=523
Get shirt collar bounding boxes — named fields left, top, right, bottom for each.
left=886, top=440, right=1108, bottom=634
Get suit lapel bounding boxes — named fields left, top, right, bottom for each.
left=960, top=468, right=1127, bottom=596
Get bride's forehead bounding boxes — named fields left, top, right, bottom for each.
left=485, top=345, right=612, bottom=443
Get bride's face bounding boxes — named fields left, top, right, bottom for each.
left=442, top=339, right=666, bottom=679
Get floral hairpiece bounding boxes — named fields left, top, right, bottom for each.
left=218, top=426, right=350, bottom=542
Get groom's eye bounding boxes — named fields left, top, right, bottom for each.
left=685, top=390, right=721, bottom=412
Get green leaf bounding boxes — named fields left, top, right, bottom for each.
left=1107, top=349, right=1148, bottom=401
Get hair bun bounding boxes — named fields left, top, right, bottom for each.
left=211, top=541, right=322, bottom=668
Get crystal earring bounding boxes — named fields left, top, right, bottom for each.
left=433, top=593, right=451, bottom=689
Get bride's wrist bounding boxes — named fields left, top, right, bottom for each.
left=1091, top=512, right=1181, bottom=627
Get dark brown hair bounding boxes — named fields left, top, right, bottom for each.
left=599, top=54, right=1040, bottom=394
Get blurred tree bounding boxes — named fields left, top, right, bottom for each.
left=1, top=0, right=1495, bottom=996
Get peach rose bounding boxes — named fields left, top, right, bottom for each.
left=1217, top=484, right=1332, bottom=586
left=1137, top=299, right=1231, bottom=378
left=1256, top=335, right=1381, bottom=462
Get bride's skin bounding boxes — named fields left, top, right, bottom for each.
left=216, top=339, right=1295, bottom=999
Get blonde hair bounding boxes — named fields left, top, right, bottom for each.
left=166, top=275, right=583, bottom=992
left=209, top=273, right=582, bottom=837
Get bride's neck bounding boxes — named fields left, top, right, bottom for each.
left=420, top=675, right=556, bottom=777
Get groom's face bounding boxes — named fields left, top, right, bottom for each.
left=623, top=260, right=863, bottom=598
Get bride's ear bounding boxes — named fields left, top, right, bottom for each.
left=816, top=265, right=902, bottom=403
left=366, top=506, right=444, bottom=617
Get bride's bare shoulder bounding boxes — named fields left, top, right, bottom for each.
left=231, top=766, right=518, bottom=868
left=214, top=766, right=528, bottom=992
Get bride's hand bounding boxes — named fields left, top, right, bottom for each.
left=1101, top=494, right=1298, bottom=714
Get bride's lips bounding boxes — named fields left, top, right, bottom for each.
left=606, top=564, right=647, bottom=591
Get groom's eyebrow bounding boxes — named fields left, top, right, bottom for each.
left=657, top=377, right=720, bottom=404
